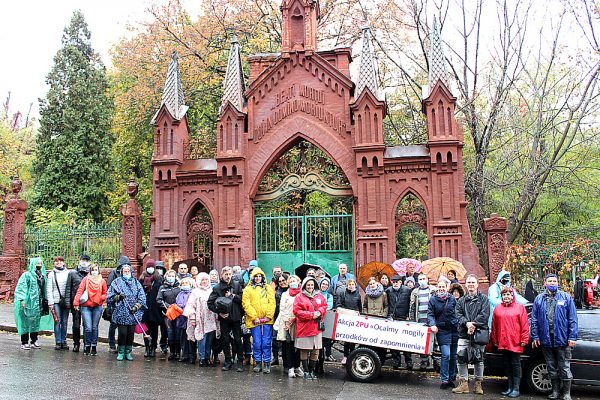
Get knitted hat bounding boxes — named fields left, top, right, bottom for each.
left=405, top=277, right=416, bottom=286
left=146, top=259, right=156, bottom=269
left=249, top=260, right=258, bottom=268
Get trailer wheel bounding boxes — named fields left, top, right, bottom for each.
left=346, top=347, right=382, bottom=383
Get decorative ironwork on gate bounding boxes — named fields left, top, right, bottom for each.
left=187, top=205, right=213, bottom=269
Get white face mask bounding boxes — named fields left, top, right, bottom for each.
left=146, top=268, right=155, bottom=275
left=91, top=271, right=99, bottom=276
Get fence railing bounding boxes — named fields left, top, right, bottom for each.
left=24, top=222, right=121, bottom=269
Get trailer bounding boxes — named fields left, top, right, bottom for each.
left=322, top=309, right=435, bottom=382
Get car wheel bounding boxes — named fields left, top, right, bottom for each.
left=526, top=359, right=552, bottom=394
left=346, top=347, right=381, bottom=383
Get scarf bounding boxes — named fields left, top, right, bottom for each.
left=288, top=287, right=301, bottom=297
left=142, top=274, right=154, bottom=292
left=86, top=274, right=104, bottom=293
left=366, top=283, right=384, bottom=299
left=437, top=290, right=449, bottom=301
left=302, top=289, right=318, bottom=298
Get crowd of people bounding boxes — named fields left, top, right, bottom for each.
left=13, top=256, right=579, bottom=399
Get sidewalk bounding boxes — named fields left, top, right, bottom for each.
left=0, top=302, right=142, bottom=345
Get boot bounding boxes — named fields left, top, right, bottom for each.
left=316, top=359, right=325, bottom=374
left=263, top=362, right=271, bottom=374
left=168, top=344, right=177, bottom=361
left=507, top=376, right=520, bottom=398
left=73, top=343, right=80, bottom=353
left=116, top=345, right=125, bottom=361
left=199, top=358, right=207, bottom=367
left=222, top=358, right=233, bottom=371
left=452, top=378, right=470, bottom=394
left=83, top=346, right=91, bottom=355
left=149, top=347, right=156, bottom=357
left=302, top=360, right=310, bottom=380
left=236, top=359, right=244, bottom=372
left=271, top=357, right=279, bottom=366
left=559, top=380, right=572, bottom=400
left=244, top=355, right=252, bottom=365
left=502, top=376, right=514, bottom=396
left=253, top=361, right=263, bottom=373
left=125, top=345, right=134, bottom=361
left=548, top=379, right=560, bottom=400
left=473, top=379, right=484, bottom=395
left=144, top=342, right=151, bottom=358
left=91, top=346, right=97, bottom=356
left=308, top=360, right=318, bottom=380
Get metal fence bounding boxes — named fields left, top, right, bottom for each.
left=24, top=222, right=122, bottom=268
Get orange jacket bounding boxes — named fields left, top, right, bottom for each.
left=74, top=276, right=107, bottom=307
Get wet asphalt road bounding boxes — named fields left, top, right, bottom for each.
left=0, top=332, right=598, bottom=400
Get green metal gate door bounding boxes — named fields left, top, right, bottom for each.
left=255, top=213, right=353, bottom=277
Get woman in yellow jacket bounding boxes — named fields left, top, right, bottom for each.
left=242, top=267, right=276, bottom=373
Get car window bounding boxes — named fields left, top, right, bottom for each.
left=577, top=311, right=598, bottom=341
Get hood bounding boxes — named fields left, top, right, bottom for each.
left=249, top=259, right=258, bottom=268
left=118, top=255, right=131, bottom=268
left=249, top=267, right=266, bottom=285
left=196, top=272, right=211, bottom=289
left=496, top=270, right=510, bottom=284
left=301, top=276, right=318, bottom=291
left=318, top=277, right=331, bottom=288
left=28, top=257, right=46, bottom=275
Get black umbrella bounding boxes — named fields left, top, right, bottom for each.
left=294, top=263, right=331, bottom=280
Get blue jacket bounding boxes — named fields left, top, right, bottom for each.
left=331, top=273, right=356, bottom=291
left=427, top=294, right=458, bottom=345
left=107, top=277, right=146, bottom=326
left=531, top=290, right=578, bottom=347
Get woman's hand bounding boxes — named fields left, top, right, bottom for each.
left=430, top=326, right=438, bottom=333
left=313, top=311, right=321, bottom=319
left=74, top=306, right=80, bottom=311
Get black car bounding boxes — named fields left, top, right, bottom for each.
left=485, top=309, right=600, bottom=394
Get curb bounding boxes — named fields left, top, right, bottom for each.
left=0, top=324, right=143, bottom=346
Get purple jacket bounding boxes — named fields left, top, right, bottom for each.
left=175, top=290, right=192, bottom=329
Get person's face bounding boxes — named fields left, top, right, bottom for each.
left=546, top=276, right=558, bottom=286
left=305, top=280, right=314, bottom=292
left=122, top=266, right=132, bottom=276
left=279, top=277, right=288, bottom=288
left=502, top=291, right=513, bottom=304
left=200, top=276, right=210, bottom=287
left=407, top=264, right=414, bottom=275
left=222, top=270, right=232, bottom=282
left=339, top=265, right=348, bottom=275
left=179, top=265, right=188, bottom=275
left=210, top=273, right=218, bottom=283
left=465, top=277, right=478, bottom=294
left=452, top=290, right=461, bottom=299
left=380, top=275, right=389, bottom=285
left=437, top=281, right=448, bottom=292
left=54, top=260, right=64, bottom=268
left=369, top=280, right=378, bottom=289
left=190, top=266, right=198, bottom=276
left=347, top=281, right=356, bottom=291
left=418, top=276, right=428, bottom=287
left=91, top=266, right=99, bottom=274
left=392, top=279, right=402, bottom=289
left=253, top=274, right=263, bottom=284
left=36, top=260, right=43, bottom=269
left=307, top=269, right=316, bottom=277
left=447, top=271, right=456, bottom=280
left=406, top=280, right=415, bottom=289
left=320, top=281, right=329, bottom=292
left=273, top=268, right=282, bottom=277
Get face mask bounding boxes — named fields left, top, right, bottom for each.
left=91, top=271, right=99, bottom=276
left=419, top=281, right=428, bottom=288
left=36, top=264, right=42, bottom=270
left=290, top=282, right=299, bottom=289
left=167, top=277, right=175, bottom=284
left=79, top=263, right=90, bottom=273
left=181, top=285, right=191, bottom=291
left=55, top=265, right=65, bottom=270
left=437, top=289, right=448, bottom=297
left=146, top=268, right=155, bottom=275
left=158, top=269, right=164, bottom=276
left=546, top=284, right=558, bottom=293
left=122, top=273, right=132, bottom=280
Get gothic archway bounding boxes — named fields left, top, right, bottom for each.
left=187, top=202, right=213, bottom=269
left=395, top=193, right=429, bottom=260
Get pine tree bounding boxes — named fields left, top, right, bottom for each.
left=32, top=10, right=114, bottom=221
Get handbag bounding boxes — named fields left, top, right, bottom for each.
left=41, top=299, right=50, bottom=316
left=53, top=271, right=70, bottom=309
left=79, top=277, right=90, bottom=304
left=472, top=328, right=490, bottom=345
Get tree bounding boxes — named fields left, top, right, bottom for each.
left=32, top=10, right=114, bottom=221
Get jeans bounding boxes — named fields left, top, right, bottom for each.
left=542, top=346, right=573, bottom=380
left=81, top=306, right=102, bottom=346
left=220, top=319, right=243, bottom=362
left=439, top=341, right=458, bottom=383
left=117, top=324, right=135, bottom=347
left=502, top=350, right=522, bottom=379
left=53, top=304, right=70, bottom=344
left=108, top=322, right=117, bottom=349
left=250, top=324, right=273, bottom=363
left=71, top=308, right=82, bottom=345
left=198, top=331, right=215, bottom=360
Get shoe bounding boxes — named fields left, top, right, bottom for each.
left=161, top=347, right=168, bottom=355
left=189, top=358, right=196, bottom=365
left=440, top=382, right=451, bottom=390
left=288, top=368, right=296, bottom=378
left=199, top=359, right=207, bottom=367
left=473, top=379, right=484, bottom=395
left=83, top=346, right=91, bottom=355
left=21, top=344, right=31, bottom=350
left=548, top=379, right=560, bottom=400
left=30, top=342, right=41, bottom=349
left=271, top=358, right=279, bottom=366
left=308, top=360, right=318, bottom=380
left=406, top=363, right=414, bottom=370
left=341, top=356, right=347, bottom=365
left=222, top=358, right=233, bottom=371
left=326, top=355, right=336, bottom=362
left=452, top=378, right=470, bottom=394
left=91, top=346, right=97, bottom=356
left=178, top=357, right=190, bottom=363
left=448, top=380, right=457, bottom=388
left=295, top=367, right=304, bottom=377
left=168, top=349, right=178, bottom=361
left=109, top=347, right=118, bottom=354
left=116, top=346, right=125, bottom=361
left=253, top=361, right=263, bottom=373
left=244, top=355, right=251, bottom=365
left=61, top=343, right=69, bottom=350
left=263, top=363, right=271, bottom=374
left=149, top=347, right=156, bottom=357
left=502, top=376, right=514, bottom=396
left=55, top=344, right=62, bottom=350
left=559, top=379, right=572, bottom=400
left=125, top=345, right=134, bottom=361
left=73, top=344, right=80, bottom=353
left=507, top=376, right=521, bottom=398
left=144, top=346, right=151, bottom=358
left=236, top=360, right=244, bottom=372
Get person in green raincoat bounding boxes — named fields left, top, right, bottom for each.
left=14, top=257, right=54, bottom=349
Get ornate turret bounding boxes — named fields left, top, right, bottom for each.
left=151, top=51, right=189, bottom=125
left=354, top=26, right=383, bottom=102
left=220, top=36, right=246, bottom=114
left=281, top=0, right=320, bottom=53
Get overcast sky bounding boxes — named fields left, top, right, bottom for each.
left=0, top=1, right=200, bottom=120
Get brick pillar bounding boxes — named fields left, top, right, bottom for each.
left=0, top=177, right=27, bottom=299
left=121, top=179, right=143, bottom=276
left=483, top=213, right=508, bottom=284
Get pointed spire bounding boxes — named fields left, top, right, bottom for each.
left=221, top=35, right=246, bottom=113
left=355, top=25, right=383, bottom=101
left=428, top=16, right=448, bottom=87
left=151, top=51, right=188, bottom=124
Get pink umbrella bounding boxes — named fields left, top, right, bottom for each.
left=392, top=258, right=423, bottom=275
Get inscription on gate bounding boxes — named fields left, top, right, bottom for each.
left=253, top=84, right=347, bottom=142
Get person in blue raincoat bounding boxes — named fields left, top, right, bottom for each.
left=107, top=264, right=146, bottom=361
left=14, top=257, right=54, bottom=349
left=488, top=270, right=527, bottom=327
